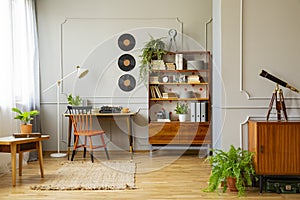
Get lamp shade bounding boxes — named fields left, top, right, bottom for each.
left=76, top=66, right=89, bottom=79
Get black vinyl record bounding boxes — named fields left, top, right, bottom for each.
left=118, top=54, right=136, bottom=72
left=118, top=74, right=136, bottom=92
left=118, top=33, right=135, bottom=51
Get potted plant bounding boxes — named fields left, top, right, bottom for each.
left=139, top=35, right=167, bottom=85
left=12, top=108, right=39, bottom=133
left=174, top=102, right=188, bottom=122
left=203, top=145, right=256, bottom=196
left=67, top=94, right=82, bottom=106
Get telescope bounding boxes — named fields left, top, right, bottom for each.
left=260, top=69, right=299, bottom=93
left=259, top=69, right=300, bottom=121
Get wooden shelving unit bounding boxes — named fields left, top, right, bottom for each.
left=148, top=51, right=212, bottom=156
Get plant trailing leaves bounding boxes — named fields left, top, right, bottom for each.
left=203, top=145, right=256, bottom=197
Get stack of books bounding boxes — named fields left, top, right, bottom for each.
left=187, top=75, right=200, bottom=83
left=162, top=92, right=177, bottom=98
left=166, top=63, right=176, bottom=70
left=151, top=60, right=165, bottom=70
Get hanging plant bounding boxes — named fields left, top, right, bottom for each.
left=139, top=35, right=167, bottom=85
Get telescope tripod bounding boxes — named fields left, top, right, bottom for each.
left=266, top=85, right=288, bottom=121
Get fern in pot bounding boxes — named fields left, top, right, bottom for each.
left=203, top=145, right=256, bottom=196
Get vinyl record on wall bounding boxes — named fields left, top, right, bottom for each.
left=118, top=33, right=136, bottom=51
left=118, top=54, right=136, bottom=72
left=118, top=74, right=136, bottom=92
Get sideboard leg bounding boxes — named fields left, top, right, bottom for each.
left=150, top=145, right=153, bottom=157
left=259, top=175, right=263, bottom=193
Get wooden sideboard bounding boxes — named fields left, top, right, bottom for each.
left=248, top=120, right=300, bottom=192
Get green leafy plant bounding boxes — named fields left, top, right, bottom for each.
left=139, top=35, right=167, bottom=85
left=174, top=102, right=188, bottom=114
left=67, top=94, right=82, bottom=106
left=203, top=145, right=256, bottom=196
left=12, top=108, right=39, bottom=125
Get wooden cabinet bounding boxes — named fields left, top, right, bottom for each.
left=148, top=51, right=212, bottom=154
left=248, top=120, right=300, bottom=192
left=149, top=121, right=210, bottom=144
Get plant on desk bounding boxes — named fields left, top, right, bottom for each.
left=67, top=94, right=82, bottom=106
left=12, top=107, right=39, bottom=133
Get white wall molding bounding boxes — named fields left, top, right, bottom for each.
left=239, top=0, right=300, bottom=101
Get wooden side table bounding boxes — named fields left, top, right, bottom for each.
left=0, top=134, right=49, bottom=186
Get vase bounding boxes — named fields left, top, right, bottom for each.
left=20, top=124, right=32, bottom=133
left=178, top=114, right=187, bottom=122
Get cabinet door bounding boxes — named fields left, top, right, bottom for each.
left=179, top=122, right=210, bottom=144
left=258, top=122, right=300, bottom=175
left=149, top=122, right=180, bottom=144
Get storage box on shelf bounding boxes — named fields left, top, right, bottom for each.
left=148, top=51, right=212, bottom=156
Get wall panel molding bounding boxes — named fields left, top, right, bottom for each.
left=239, top=0, right=300, bottom=100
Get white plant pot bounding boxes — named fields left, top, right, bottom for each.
left=178, top=114, right=187, bottom=122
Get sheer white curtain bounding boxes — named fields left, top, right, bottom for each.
left=0, top=0, right=40, bottom=175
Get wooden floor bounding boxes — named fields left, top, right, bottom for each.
left=0, top=150, right=299, bottom=200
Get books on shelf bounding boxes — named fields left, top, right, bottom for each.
left=187, top=75, right=200, bottom=83
left=175, top=54, right=183, bottom=70
left=151, top=60, right=165, bottom=70
left=150, top=85, right=164, bottom=98
left=166, top=62, right=176, bottom=70
left=162, top=92, right=177, bottom=98
left=150, top=86, right=156, bottom=98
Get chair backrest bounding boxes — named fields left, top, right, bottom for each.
left=67, top=106, right=93, bottom=133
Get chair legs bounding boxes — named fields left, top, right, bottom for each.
left=100, top=134, right=110, bottom=160
left=83, top=147, right=87, bottom=158
left=71, top=134, right=109, bottom=162
left=90, top=152, right=94, bottom=163
left=104, top=147, right=110, bottom=160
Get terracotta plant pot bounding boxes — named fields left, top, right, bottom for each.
left=20, top=124, right=32, bottom=133
left=227, top=177, right=238, bottom=192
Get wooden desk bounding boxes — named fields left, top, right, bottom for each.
left=65, top=112, right=138, bottom=160
left=248, top=120, right=300, bottom=192
left=0, top=135, right=50, bottom=186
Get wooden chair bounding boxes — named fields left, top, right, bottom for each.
left=67, top=106, right=109, bottom=162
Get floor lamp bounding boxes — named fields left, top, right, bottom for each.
left=43, top=66, right=89, bottom=158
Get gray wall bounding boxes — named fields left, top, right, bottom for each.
left=212, top=0, right=300, bottom=151
left=38, top=0, right=300, bottom=152
left=37, top=0, right=212, bottom=151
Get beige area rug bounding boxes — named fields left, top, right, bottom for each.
left=31, top=160, right=136, bottom=190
